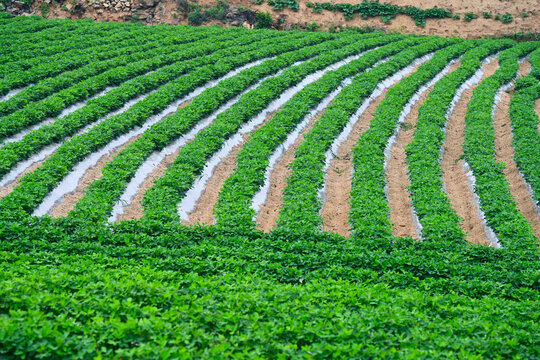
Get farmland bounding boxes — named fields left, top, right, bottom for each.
left=0, top=13, right=539, bottom=358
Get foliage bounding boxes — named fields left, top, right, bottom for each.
left=267, top=0, right=298, bottom=11
left=255, top=11, right=272, bottom=28
left=0, top=18, right=539, bottom=358
left=500, top=13, right=514, bottom=23
left=464, top=12, right=477, bottom=22
left=308, top=0, right=451, bottom=26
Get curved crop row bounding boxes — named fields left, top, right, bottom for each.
left=276, top=38, right=462, bottom=233
left=348, top=40, right=482, bottom=239
left=213, top=35, right=419, bottom=231
left=509, top=78, right=540, bottom=209
left=0, top=28, right=271, bottom=142
left=66, top=33, right=385, bottom=223
left=0, top=24, right=202, bottom=93
left=0, top=30, right=294, bottom=179
left=51, top=32, right=347, bottom=221
left=0, top=20, right=142, bottom=64
left=463, top=41, right=539, bottom=249
left=0, top=22, right=170, bottom=76
left=0, top=26, right=229, bottom=114
left=406, top=40, right=513, bottom=243
left=529, top=46, right=540, bottom=80
left=0, top=31, right=327, bottom=221
left=0, top=18, right=114, bottom=50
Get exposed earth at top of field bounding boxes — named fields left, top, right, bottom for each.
left=3, top=0, right=539, bottom=38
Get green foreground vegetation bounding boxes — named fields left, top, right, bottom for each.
left=0, top=13, right=539, bottom=358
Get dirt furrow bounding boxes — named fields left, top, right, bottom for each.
left=0, top=161, right=45, bottom=199
left=256, top=111, right=324, bottom=233
left=117, top=102, right=192, bottom=222
left=386, top=88, right=432, bottom=239
left=494, top=90, right=540, bottom=239
left=186, top=140, right=244, bottom=226
left=387, top=62, right=461, bottom=239
left=518, top=61, right=531, bottom=77
left=320, top=89, right=390, bottom=237
left=50, top=135, right=141, bottom=218
left=441, top=60, right=499, bottom=246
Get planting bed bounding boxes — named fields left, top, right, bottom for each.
left=0, top=13, right=539, bottom=358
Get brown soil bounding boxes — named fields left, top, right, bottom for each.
left=320, top=89, right=389, bottom=237
left=117, top=101, right=192, bottom=222
left=518, top=61, right=531, bottom=78
left=386, top=62, right=460, bottom=239
left=441, top=59, right=499, bottom=246
left=494, top=90, right=540, bottom=240
left=185, top=110, right=276, bottom=225
left=50, top=135, right=141, bottom=218
left=185, top=138, right=244, bottom=226
left=0, top=161, right=45, bottom=199
left=256, top=110, right=323, bottom=233
left=32, top=0, right=539, bottom=39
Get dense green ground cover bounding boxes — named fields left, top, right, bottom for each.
left=0, top=14, right=538, bottom=358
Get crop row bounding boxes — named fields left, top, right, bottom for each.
left=405, top=40, right=514, bottom=243
left=0, top=20, right=138, bottom=63
left=509, top=73, right=540, bottom=208
left=0, top=23, right=198, bottom=92
left=66, top=33, right=388, bottom=223
left=213, top=36, right=423, bottom=231
left=0, top=28, right=279, bottom=143
left=463, top=41, right=538, bottom=249
left=0, top=27, right=229, bottom=115
left=274, top=38, right=464, bottom=234
left=0, top=22, right=162, bottom=75
left=1, top=18, right=117, bottom=51
left=0, top=27, right=241, bottom=120
left=0, top=29, right=295, bottom=179
left=0, top=31, right=333, bottom=221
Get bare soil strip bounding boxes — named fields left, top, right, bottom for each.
left=386, top=88, right=432, bottom=239
left=518, top=61, right=531, bottom=78
left=441, top=60, right=499, bottom=246
left=0, top=161, right=45, bottom=199
left=494, top=90, right=540, bottom=240
left=186, top=139, right=244, bottom=226
left=256, top=111, right=324, bottom=233
left=187, top=112, right=276, bottom=225
left=320, top=89, right=390, bottom=237
left=117, top=102, right=192, bottom=222
left=50, top=135, right=141, bottom=218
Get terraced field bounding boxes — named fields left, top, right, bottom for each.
left=0, top=13, right=539, bottom=358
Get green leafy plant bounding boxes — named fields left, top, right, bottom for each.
left=464, top=12, right=477, bottom=22
left=255, top=11, right=273, bottom=28
left=499, top=13, right=514, bottom=23
left=306, top=21, right=319, bottom=31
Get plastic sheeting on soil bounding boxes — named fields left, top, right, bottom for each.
left=110, top=60, right=306, bottom=222
left=439, top=55, right=501, bottom=248
left=176, top=50, right=377, bottom=222
left=0, top=86, right=117, bottom=149
left=32, top=58, right=272, bottom=217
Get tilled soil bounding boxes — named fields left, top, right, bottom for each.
left=441, top=60, right=499, bottom=245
